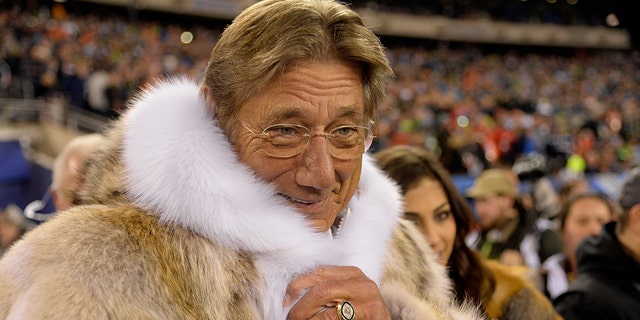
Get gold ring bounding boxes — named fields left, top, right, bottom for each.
left=337, top=301, right=355, bottom=320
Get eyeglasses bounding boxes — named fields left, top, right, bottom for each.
left=236, top=115, right=375, bottom=160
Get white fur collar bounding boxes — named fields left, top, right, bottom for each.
left=122, top=78, right=403, bottom=319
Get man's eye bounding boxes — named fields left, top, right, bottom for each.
left=335, top=126, right=358, bottom=136
left=575, top=219, right=589, bottom=226
left=266, top=125, right=304, bottom=136
left=278, top=126, right=296, bottom=135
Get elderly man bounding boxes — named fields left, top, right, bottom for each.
left=553, top=167, right=640, bottom=320
left=0, top=1, right=479, bottom=319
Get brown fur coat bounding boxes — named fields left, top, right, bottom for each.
left=0, top=80, right=480, bottom=319
left=484, top=260, right=562, bottom=320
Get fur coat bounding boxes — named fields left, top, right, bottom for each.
left=484, top=260, right=561, bottom=320
left=0, top=79, right=480, bottom=320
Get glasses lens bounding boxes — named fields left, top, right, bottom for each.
left=328, top=126, right=372, bottom=160
left=258, top=124, right=373, bottom=159
left=262, top=124, right=309, bottom=158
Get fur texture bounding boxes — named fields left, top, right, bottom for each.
left=0, top=79, right=481, bottom=320
left=382, top=219, right=481, bottom=319
left=484, top=260, right=561, bottom=320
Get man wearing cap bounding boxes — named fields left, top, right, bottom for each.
left=466, top=168, right=537, bottom=266
left=553, top=167, right=640, bottom=320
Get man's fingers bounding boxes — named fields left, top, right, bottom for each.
left=287, top=275, right=382, bottom=319
left=284, top=266, right=363, bottom=307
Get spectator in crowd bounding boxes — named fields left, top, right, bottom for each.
left=465, top=168, right=537, bottom=266
left=0, top=1, right=481, bottom=319
left=512, top=152, right=561, bottom=220
left=374, top=145, right=560, bottom=319
left=541, top=192, right=614, bottom=299
left=0, top=204, right=35, bottom=258
left=553, top=167, right=640, bottom=319
left=50, top=133, right=105, bottom=211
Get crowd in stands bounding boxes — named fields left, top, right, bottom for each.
left=378, top=45, right=640, bottom=178
left=0, top=3, right=220, bottom=117
left=349, top=0, right=606, bottom=26
left=1, top=2, right=639, bottom=177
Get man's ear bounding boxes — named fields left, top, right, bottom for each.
left=199, top=85, right=217, bottom=117
left=50, top=187, right=61, bottom=211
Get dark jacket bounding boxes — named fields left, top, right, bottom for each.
left=553, top=222, right=640, bottom=320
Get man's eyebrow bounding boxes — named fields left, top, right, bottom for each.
left=262, top=107, right=305, bottom=124
left=263, top=105, right=365, bottom=123
left=336, top=107, right=366, bottom=120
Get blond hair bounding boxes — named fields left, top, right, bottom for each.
left=202, top=0, right=394, bottom=137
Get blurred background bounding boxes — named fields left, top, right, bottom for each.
left=1, top=0, right=638, bottom=215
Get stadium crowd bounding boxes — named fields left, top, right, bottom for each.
left=348, top=0, right=606, bottom=26
left=1, top=2, right=639, bottom=177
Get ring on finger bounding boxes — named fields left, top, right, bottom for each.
left=337, top=301, right=355, bottom=320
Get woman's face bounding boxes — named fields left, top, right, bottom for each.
left=561, top=197, right=612, bottom=262
left=403, top=177, right=457, bottom=265
left=232, top=60, right=365, bottom=233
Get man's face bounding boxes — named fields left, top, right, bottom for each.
left=561, top=197, right=612, bottom=261
left=232, top=60, right=365, bottom=233
left=473, top=194, right=512, bottom=230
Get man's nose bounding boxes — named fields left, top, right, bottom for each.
left=587, top=220, right=603, bottom=235
left=295, top=135, right=335, bottom=190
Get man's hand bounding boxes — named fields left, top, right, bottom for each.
left=285, top=266, right=392, bottom=320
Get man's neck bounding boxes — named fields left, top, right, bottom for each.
left=481, top=215, right=519, bottom=247
left=494, top=213, right=520, bottom=238
left=617, top=230, right=640, bottom=263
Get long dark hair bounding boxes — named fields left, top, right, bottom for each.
left=374, top=145, right=495, bottom=306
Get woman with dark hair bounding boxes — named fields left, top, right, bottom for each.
left=375, top=145, right=560, bottom=319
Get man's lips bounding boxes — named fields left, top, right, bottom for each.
left=278, top=193, right=331, bottom=210
left=280, top=193, right=319, bottom=204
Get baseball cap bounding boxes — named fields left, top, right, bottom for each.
left=466, top=168, right=518, bottom=199
left=619, top=166, right=640, bottom=210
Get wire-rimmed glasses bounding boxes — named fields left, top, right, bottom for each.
left=236, top=116, right=375, bottom=160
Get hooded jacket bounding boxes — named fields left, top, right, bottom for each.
left=0, top=79, right=480, bottom=320
left=553, top=222, right=640, bottom=320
